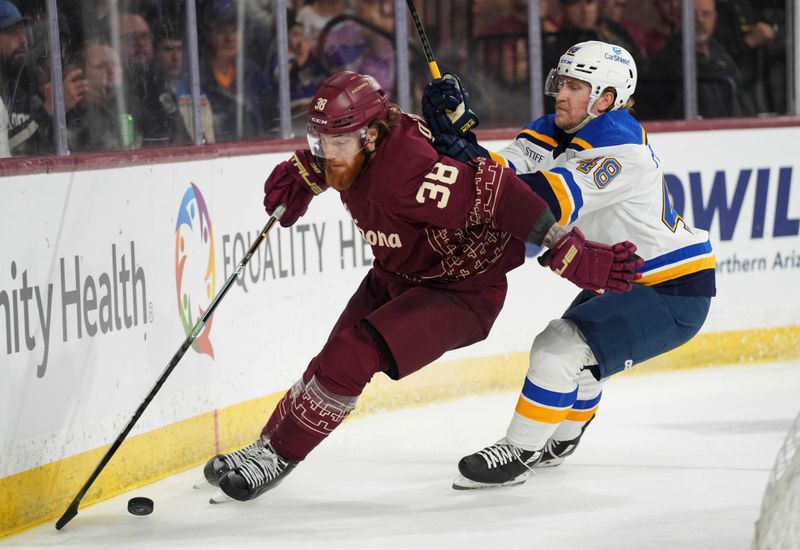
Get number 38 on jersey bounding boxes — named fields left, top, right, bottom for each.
left=416, top=163, right=459, bottom=209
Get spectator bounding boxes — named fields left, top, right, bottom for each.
left=296, top=0, right=346, bottom=40
left=641, top=0, right=753, bottom=119
left=643, top=0, right=680, bottom=57
left=471, top=0, right=534, bottom=127
left=319, top=0, right=395, bottom=93
left=544, top=0, right=642, bottom=72
left=200, top=0, right=272, bottom=140
left=151, top=17, right=212, bottom=144
left=713, top=0, right=777, bottom=113
left=0, top=0, right=87, bottom=156
left=270, top=12, right=326, bottom=135
left=600, top=0, right=647, bottom=56
left=119, top=11, right=195, bottom=147
left=118, top=11, right=156, bottom=144
left=66, top=39, right=125, bottom=151
left=541, top=0, right=559, bottom=35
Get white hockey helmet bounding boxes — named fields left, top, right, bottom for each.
left=545, top=40, right=637, bottom=114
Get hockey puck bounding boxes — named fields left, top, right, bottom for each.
left=127, top=496, right=154, bottom=516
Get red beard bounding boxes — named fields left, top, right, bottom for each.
left=324, top=152, right=366, bottom=191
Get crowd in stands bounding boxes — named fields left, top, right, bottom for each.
left=0, top=0, right=788, bottom=157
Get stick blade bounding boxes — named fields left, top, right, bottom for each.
left=55, top=504, right=79, bottom=530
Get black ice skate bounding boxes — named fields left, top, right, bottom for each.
left=537, top=414, right=595, bottom=468
left=218, top=441, right=298, bottom=501
left=452, top=438, right=543, bottom=490
left=203, top=436, right=269, bottom=487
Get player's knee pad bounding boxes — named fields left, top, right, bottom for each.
left=527, top=318, right=597, bottom=392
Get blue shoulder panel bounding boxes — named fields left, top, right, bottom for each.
left=516, top=114, right=560, bottom=151
left=568, top=110, right=646, bottom=151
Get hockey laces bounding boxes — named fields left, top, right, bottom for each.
left=477, top=440, right=522, bottom=469
left=221, top=439, right=264, bottom=469
left=238, top=447, right=284, bottom=489
left=543, top=438, right=558, bottom=458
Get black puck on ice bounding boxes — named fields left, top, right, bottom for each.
left=127, top=496, right=154, bottom=516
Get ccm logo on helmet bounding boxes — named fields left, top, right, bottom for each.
left=311, top=117, right=328, bottom=125
left=351, top=81, right=371, bottom=94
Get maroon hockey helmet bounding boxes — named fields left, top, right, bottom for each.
left=307, top=71, right=389, bottom=135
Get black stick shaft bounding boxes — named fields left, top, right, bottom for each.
left=405, top=0, right=441, bottom=78
left=55, top=205, right=286, bottom=530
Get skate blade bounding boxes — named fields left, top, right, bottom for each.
left=535, top=457, right=565, bottom=469
left=193, top=477, right=213, bottom=489
left=451, top=473, right=529, bottom=491
left=209, top=489, right=234, bottom=504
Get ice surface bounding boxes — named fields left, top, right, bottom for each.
left=5, top=361, right=799, bottom=549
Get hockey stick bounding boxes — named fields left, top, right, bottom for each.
left=404, top=0, right=441, bottom=79
left=55, top=204, right=286, bottom=530
left=404, top=0, right=479, bottom=135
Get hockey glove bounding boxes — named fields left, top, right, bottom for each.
left=263, top=149, right=327, bottom=227
left=433, top=133, right=491, bottom=164
left=422, top=73, right=480, bottom=138
left=540, top=228, right=643, bottom=292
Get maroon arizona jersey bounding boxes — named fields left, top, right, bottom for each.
left=339, top=113, right=547, bottom=291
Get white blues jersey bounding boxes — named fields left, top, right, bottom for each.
left=494, top=110, right=715, bottom=296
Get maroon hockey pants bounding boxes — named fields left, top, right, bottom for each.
left=263, top=269, right=507, bottom=461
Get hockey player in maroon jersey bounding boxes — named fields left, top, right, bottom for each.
left=203, top=71, right=643, bottom=502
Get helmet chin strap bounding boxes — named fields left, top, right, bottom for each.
left=564, top=94, right=610, bottom=134
left=564, top=112, right=596, bottom=134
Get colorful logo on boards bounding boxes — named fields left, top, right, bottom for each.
left=175, top=183, right=216, bottom=358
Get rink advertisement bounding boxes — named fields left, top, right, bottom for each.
left=1, top=125, right=799, bottom=536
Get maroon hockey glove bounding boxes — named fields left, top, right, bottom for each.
left=264, top=150, right=327, bottom=227
left=540, top=228, right=643, bottom=292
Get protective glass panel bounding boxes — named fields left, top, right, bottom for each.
left=53, top=1, right=192, bottom=152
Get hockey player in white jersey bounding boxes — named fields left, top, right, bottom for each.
left=422, top=40, right=716, bottom=489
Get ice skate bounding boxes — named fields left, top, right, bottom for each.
left=203, top=435, right=269, bottom=487
left=452, top=438, right=542, bottom=490
left=537, top=415, right=594, bottom=468
left=218, top=441, right=298, bottom=501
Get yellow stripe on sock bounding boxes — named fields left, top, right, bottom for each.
left=514, top=396, right=570, bottom=424
left=565, top=405, right=599, bottom=422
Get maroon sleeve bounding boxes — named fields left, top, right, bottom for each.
left=488, top=162, right=554, bottom=243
